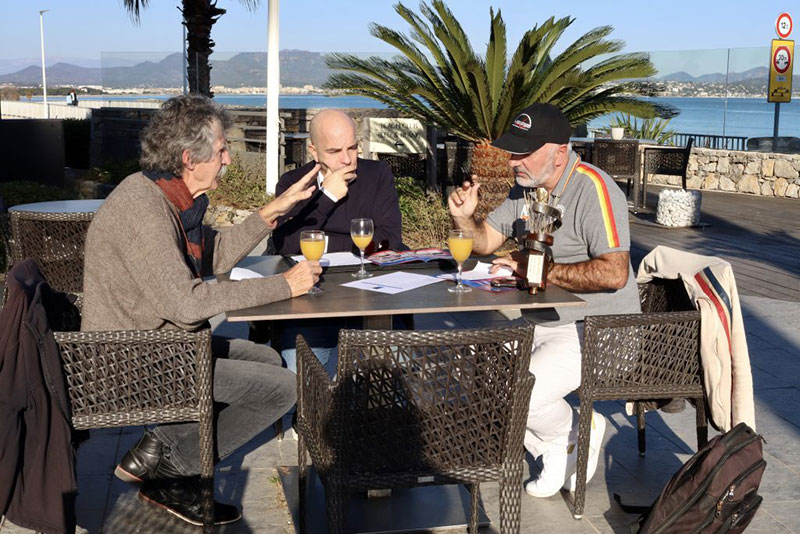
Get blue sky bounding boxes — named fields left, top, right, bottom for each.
left=0, top=0, right=792, bottom=75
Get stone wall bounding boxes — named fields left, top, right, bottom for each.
left=647, top=147, right=800, bottom=199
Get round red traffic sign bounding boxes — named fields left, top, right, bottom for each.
left=776, top=12, right=793, bottom=39
left=773, top=45, right=791, bottom=73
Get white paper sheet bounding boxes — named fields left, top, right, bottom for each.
left=341, top=271, right=443, bottom=294
left=230, top=267, right=264, bottom=280
left=436, top=261, right=513, bottom=281
left=290, top=251, right=365, bottom=267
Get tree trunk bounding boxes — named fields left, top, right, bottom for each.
left=181, top=0, right=226, bottom=97
left=470, top=141, right=514, bottom=221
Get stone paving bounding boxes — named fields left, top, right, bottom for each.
left=1, top=294, right=798, bottom=534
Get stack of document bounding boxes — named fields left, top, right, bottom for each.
left=435, top=261, right=513, bottom=281
left=341, top=272, right=442, bottom=294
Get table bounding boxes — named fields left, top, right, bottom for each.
left=8, top=199, right=104, bottom=214
left=223, top=255, right=584, bottom=533
left=223, top=255, right=585, bottom=329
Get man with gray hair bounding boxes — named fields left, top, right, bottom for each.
left=82, top=95, right=322, bottom=525
left=448, top=103, right=640, bottom=502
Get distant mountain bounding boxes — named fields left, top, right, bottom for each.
left=0, top=50, right=334, bottom=88
left=660, top=71, right=697, bottom=82
left=659, top=66, right=769, bottom=83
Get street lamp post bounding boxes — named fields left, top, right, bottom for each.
left=39, top=9, right=49, bottom=119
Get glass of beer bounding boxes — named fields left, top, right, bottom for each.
left=300, top=230, right=325, bottom=295
left=447, top=229, right=473, bottom=293
left=350, top=218, right=374, bottom=279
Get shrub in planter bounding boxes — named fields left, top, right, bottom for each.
left=395, top=176, right=450, bottom=249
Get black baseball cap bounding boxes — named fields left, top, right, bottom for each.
left=491, top=103, right=572, bottom=155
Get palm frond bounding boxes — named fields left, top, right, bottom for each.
left=324, top=1, right=668, bottom=142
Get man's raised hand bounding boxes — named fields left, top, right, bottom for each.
left=259, top=163, right=320, bottom=225
left=321, top=161, right=358, bottom=201
left=447, top=180, right=481, bottom=220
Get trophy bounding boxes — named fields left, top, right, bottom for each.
left=521, top=190, right=562, bottom=294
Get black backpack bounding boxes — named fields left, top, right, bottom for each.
left=616, top=422, right=766, bottom=534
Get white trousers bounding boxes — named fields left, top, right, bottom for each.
left=524, top=322, right=584, bottom=458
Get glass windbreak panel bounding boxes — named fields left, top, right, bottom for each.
left=726, top=46, right=800, bottom=139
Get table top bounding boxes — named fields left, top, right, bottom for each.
left=222, top=256, right=585, bottom=322
left=8, top=199, right=104, bottom=213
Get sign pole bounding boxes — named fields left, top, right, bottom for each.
left=772, top=102, right=780, bottom=151
left=768, top=13, right=794, bottom=153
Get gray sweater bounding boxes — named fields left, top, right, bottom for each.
left=82, top=172, right=291, bottom=332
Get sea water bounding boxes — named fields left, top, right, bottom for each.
left=31, top=94, right=800, bottom=138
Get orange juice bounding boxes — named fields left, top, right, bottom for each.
left=300, top=238, right=325, bottom=261
left=448, top=236, right=473, bottom=263
left=351, top=233, right=373, bottom=250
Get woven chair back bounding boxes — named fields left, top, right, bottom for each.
left=9, top=210, right=93, bottom=298
left=583, top=282, right=701, bottom=393
left=592, top=139, right=640, bottom=178
left=54, top=329, right=212, bottom=430
left=333, top=325, right=534, bottom=475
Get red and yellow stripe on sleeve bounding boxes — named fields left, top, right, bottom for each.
left=576, top=164, right=620, bottom=248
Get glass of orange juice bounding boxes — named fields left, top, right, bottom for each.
left=447, top=229, right=473, bottom=293
left=350, top=218, right=374, bottom=279
left=300, top=230, right=325, bottom=295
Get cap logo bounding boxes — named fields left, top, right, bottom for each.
left=512, top=113, right=532, bottom=131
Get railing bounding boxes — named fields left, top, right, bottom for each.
left=672, top=132, right=747, bottom=151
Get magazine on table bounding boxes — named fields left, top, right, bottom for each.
left=367, top=248, right=453, bottom=266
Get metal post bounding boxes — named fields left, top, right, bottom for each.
left=182, top=23, right=188, bottom=95
left=722, top=48, right=730, bottom=146
left=265, top=0, right=280, bottom=194
left=425, top=125, right=438, bottom=192
left=39, top=9, right=49, bottom=119
left=772, top=102, right=780, bottom=151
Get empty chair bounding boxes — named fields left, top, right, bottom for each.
left=571, top=278, right=707, bottom=519
left=592, top=139, right=640, bottom=198
left=296, top=324, right=536, bottom=534
left=642, top=137, right=695, bottom=209
left=9, top=209, right=94, bottom=306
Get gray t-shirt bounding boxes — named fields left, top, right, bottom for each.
left=487, top=151, right=641, bottom=325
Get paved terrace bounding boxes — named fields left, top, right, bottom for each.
left=1, top=187, right=798, bottom=534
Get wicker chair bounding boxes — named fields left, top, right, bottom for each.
left=53, top=328, right=216, bottom=533
left=642, top=138, right=695, bottom=209
left=592, top=139, right=640, bottom=196
left=9, top=209, right=94, bottom=307
left=571, top=278, right=707, bottom=519
left=296, top=324, right=536, bottom=534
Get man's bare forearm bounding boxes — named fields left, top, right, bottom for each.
left=548, top=252, right=630, bottom=292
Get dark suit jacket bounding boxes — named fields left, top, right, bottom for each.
left=270, top=158, right=404, bottom=255
left=0, top=260, right=79, bottom=534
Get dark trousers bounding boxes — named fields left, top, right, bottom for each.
left=152, top=336, right=295, bottom=475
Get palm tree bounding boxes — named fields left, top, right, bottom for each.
left=123, top=0, right=259, bottom=97
left=325, top=1, right=671, bottom=215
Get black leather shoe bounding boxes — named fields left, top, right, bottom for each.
left=115, top=431, right=183, bottom=484
left=138, top=477, right=241, bottom=526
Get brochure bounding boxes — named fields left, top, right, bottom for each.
left=367, top=248, right=452, bottom=266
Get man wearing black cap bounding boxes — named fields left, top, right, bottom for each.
left=448, top=103, right=640, bottom=501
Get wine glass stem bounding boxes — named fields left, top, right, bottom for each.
left=457, top=263, right=463, bottom=288
left=359, top=249, right=365, bottom=274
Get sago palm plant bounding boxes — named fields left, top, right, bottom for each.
left=606, top=113, right=676, bottom=145
left=325, top=0, right=669, bottom=216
